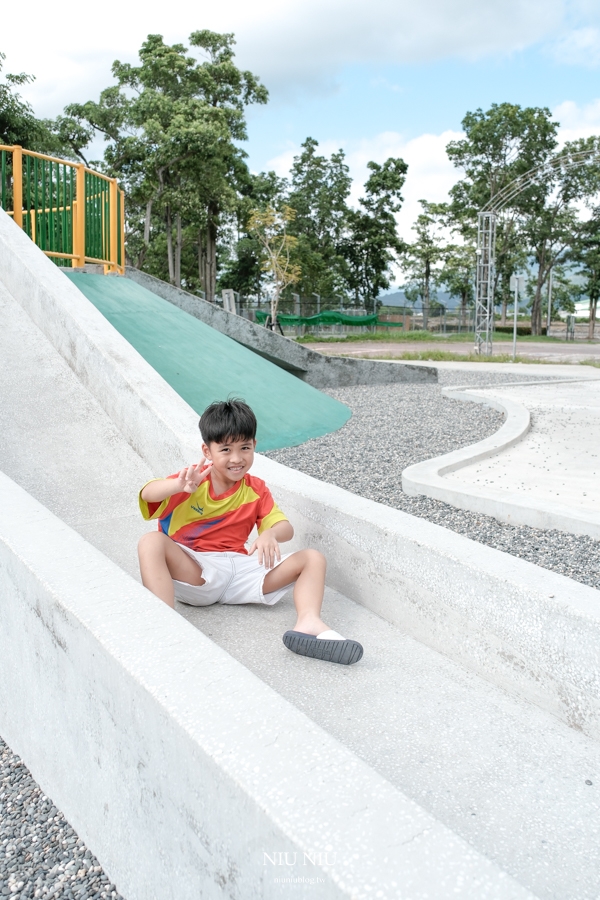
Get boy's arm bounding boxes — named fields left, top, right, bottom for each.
left=141, top=462, right=212, bottom=503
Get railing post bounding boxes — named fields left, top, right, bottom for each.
left=12, top=146, right=23, bottom=228
left=109, top=178, right=118, bottom=272
left=73, top=164, right=86, bottom=267
left=120, top=190, right=125, bottom=273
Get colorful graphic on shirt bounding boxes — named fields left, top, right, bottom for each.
left=139, top=470, right=287, bottom=553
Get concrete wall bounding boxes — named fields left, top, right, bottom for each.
left=2, top=210, right=599, bottom=741
left=2, top=473, right=536, bottom=900
left=124, top=267, right=437, bottom=388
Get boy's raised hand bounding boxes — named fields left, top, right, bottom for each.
left=176, top=460, right=212, bottom=493
left=248, top=530, right=281, bottom=570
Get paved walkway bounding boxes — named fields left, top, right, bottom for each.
left=311, top=339, right=600, bottom=363
left=450, top=380, right=600, bottom=509
left=402, top=370, right=600, bottom=537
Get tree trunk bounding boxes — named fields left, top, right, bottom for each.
left=166, top=205, right=174, bottom=285
left=589, top=295, right=598, bottom=340
left=144, top=200, right=152, bottom=245
left=423, top=259, right=430, bottom=331
left=501, top=298, right=507, bottom=326
left=205, top=202, right=218, bottom=303
left=531, top=268, right=545, bottom=336
left=175, top=213, right=182, bottom=289
left=461, top=293, right=467, bottom=331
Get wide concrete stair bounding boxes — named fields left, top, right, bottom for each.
left=0, top=211, right=599, bottom=899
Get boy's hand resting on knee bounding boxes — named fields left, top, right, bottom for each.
left=248, top=530, right=281, bottom=570
left=176, top=460, right=212, bottom=493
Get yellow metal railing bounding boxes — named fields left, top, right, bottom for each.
left=0, top=145, right=125, bottom=274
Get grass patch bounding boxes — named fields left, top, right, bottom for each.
left=580, top=359, right=600, bottom=368
left=353, top=350, right=556, bottom=363
left=295, top=330, right=570, bottom=344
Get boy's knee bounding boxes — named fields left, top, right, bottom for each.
left=305, top=548, right=326, bottom=568
left=138, top=531, right=167, bottom=557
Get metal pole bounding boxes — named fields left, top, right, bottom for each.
left=512, top=283, right=518, bottom=362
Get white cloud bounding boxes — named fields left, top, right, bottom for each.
left=3, top=0, right=567, bottom=115
left=267, top=129, right=463, bottom=240
left=550, top=26, right=600, bottom=67
left=554, top=98, right=600, bottom=143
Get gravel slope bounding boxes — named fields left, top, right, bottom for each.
left=266, top=371, right=600, bottom=590
left=0, top=741, right=123, bottom=900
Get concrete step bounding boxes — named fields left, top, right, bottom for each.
left=179, top=587, right=600, bottom=900
left=1, top=272, right=599, bottom=899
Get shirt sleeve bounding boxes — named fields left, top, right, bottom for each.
left=138, top=474, right=189, bottom=521
left=256, top=483, right=288, bottom=533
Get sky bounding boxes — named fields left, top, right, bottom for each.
left=3, top=0, right=600, bottom=248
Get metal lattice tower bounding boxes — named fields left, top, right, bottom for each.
left=475, top=212, right=496, bottom=355
left=474, top=147, right=600, bottom=354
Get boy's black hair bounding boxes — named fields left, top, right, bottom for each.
left=199, top=399, right=257, bottom=445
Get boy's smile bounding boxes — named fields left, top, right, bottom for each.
left=202, top=437, right=256, bottom=494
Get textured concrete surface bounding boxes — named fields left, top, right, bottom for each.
left=124, top=267, right=437, bottom=388
left=2, top=211, right=600, bottom=897
left=404, top=379, right=600, bottom=537
left=182, top=587, right=600, bottom=900
left=4, top=475, right=538, bottom=900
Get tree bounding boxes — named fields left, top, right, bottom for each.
left=218, top=170, right=287, bottom=299
left=446, top=103, right=559, bottom=332
left=439, top=243, right=475, bottom=329
left=340, top=158, right=407, bottom=312
left=287, top=138, right=352, bottom=299
left=247, top=205, right=301, bottom=325
left=571, top=209, right=600, bottom=339
left=401, top=201, right=445, bottom=330
left=66, top=31, right=267, bottom=297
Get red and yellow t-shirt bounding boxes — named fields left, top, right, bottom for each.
left=139, top=470, right=288, bottom=554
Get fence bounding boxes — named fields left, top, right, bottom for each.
left=220, top=293, right=478, bottom=337
left=0, top=145, right=124, bottom=273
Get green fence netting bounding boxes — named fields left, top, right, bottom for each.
left=253, top=309, right=408, bottom=327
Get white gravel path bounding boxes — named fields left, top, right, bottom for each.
left=266, top=371, right=600, bottom=590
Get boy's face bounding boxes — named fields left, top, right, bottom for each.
left=202, top=437, right=256, bottom=486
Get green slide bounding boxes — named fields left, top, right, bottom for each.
left=64, top=272, right=350, bottom=451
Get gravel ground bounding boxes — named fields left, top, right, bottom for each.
left=0, top=741, right=124, bottom=900
left=266, top=370, right=600, bottom=590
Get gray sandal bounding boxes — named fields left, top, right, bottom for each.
left=283, top=630, right=363, bottom=665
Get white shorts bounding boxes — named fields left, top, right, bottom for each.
left=173, top=548, right=295, bottom=607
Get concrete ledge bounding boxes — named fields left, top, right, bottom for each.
left=255, top=454, right=600, bottom=741
left=0, top=471, right=534, bottom=900
left=124, top=267, right=437, bottom=388
left=402, top=382, right=600, bottom=538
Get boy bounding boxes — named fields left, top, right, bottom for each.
left=138, top=399, right=363, bottom=665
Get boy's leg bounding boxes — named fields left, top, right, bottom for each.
left=138, top=532, right=205, bottom=608
left=262, top=549, right=329, bottom=635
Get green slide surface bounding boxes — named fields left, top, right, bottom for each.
left=64, top=272, right=350, bottom=451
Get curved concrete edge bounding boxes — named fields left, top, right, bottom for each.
left=402, top=382, right=600, bottom=538
left=0, top=472, right=534, bottom=900
left=124, top=267, right=438, bottom=388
